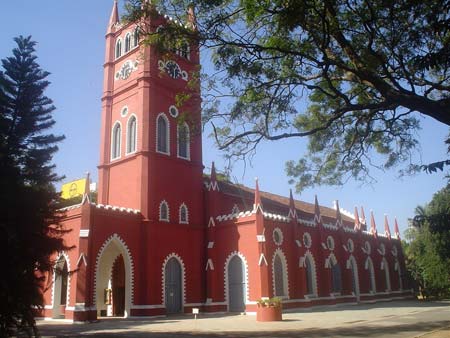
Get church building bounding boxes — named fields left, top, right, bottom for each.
left=39, top=2, right=411, bottom=322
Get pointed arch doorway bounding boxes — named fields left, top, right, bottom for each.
left=164, top=257, right=182, bottom=314
left=52, top=255, right=69, bottom=318
left=95, top=235, right=133, bottom=317
left=227, top=255, right=246, bottom=312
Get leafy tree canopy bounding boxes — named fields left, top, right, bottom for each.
left=125, top=0, right=450, bottom=190
left=0, top=36, right=69, bottom=337
left=405, top=185, right=450, bottom=299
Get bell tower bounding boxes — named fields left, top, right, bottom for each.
left=97, top=1, right=203, bottom=225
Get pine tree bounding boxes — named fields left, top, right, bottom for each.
left=0, top=36, right=70, bottom=337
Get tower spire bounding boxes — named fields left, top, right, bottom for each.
left=335, top=200, right=343, bottom=228
left=354, top=206, right=361, bottom=231
left=253, top=178, right=263, bottom=213
left=394, top=217, right=401, bottom=240
left=384, top=214, right=391, bottom=239
left=370, top=210, right=378, bottom=238
left=314, top=195, right=322, bottom=227
left=107, top=0, right=120, bottom=34
left=208, top=162, right=219, bottom=191
left=288, top=189, right=297, bottom=219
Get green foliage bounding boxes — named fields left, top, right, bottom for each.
left=257, top=297, right=282, bottom=308
left=125, top=0, right=450, bottom=190
left=0, top=36, right=70, bottom=337
left=405, top=185, right=450, bottom=299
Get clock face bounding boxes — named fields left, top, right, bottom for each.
left=165, top=61, right=182, bottom=79
left=120, top=62, right=132, bottom=79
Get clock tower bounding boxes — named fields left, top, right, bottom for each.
left=98, top=1, right=203, bottom=225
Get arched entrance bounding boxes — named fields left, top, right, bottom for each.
left=112, top=255, right=125, bottom=316
left=227, top=255, right=246, bottom=312
left=52, top=255, right=69, bottom=318
left=95, top=235, right=133, bottom=317
left=382, top=258, right=391, bottom=291
left=164, top=257, right=182, bottom=314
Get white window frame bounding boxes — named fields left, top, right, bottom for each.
left=159, top=200, right=170, bottom=222
left=177, top=122, right=190, bottom=160
left=111, top=121, right=122, bottom=160
left=156, top=113, right=170, bottom=155
left=126, top=114, right=138, bottom=155
left=179, top=203, right=189, bottom=224
left=124, top=32, right=131, bottom=53
left=115, top=38, right=122, bottom=59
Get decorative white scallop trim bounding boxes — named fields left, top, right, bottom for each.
left=302, top=250, right=318, bottom=297
left=271, top=248, right=289, bottom=298
left=94, top=203, right=140, bottom=214
left=177, top=122, right=190, bottom=160
left=110, top=121, right=122, bottom=161
left=325, top=252, right=338, bottom=269
left=120, top=105, right=129, bottom=117
left=94, top=234, right=135, bottom=313
left=126, top=114, right=138, bottom=155
left=161, top=253, right=186, bottom=309
left=224, top=251, right=249, bottom=310
left=303, top=232, right=312, bottom=248
left=156, top=113, right=170, bottom=155
left=272, top=228, right=283, bottom=246
left=159, top=200, right=170, bottom=222
left=365, top=256, right=377, bottom=293
left=50, top=251, right=71, bottom=309
left=179, top=203, right=189, bottom=224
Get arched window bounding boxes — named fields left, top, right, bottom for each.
left=115, top=38, right=122, bottom=59
left=305, top=255, right=314, bottom=295
left=126, top=115, right=137, bottom=154
left=156, top=114, right=169, bottom=154
left=331, top=261, right=342, bottom=293
left=133, top=28, right=140, bottom=48
left=177, top=123, right=190, bottom=159
left=179, top=204, right=188, bottom=224
left=273, top=254, right=286, bottom=297
left=111, top=122, right=121, bottom=159
left=159, top=201, right=169, bottom=222
left=365, top=257, right=376, bottom=293
left=124, top=33, right=131, bottom=53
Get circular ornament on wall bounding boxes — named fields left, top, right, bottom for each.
left=120, top=106, right=129, bottom=117
left=272, top=228, right=283, bottom=246
left=326, top=236, right=335, bottom=250
left=364, top=241, right=371, bottom=254
left=303, top=232, right=312, bottom=248
left=347, top=238, right=354, bottom=253
left=169, top=105, right=179, bottom=118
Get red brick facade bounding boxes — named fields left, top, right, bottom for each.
left=39, top=3, right=411, bottom=321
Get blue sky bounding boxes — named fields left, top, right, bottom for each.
left=1, top=1, right=448, bottom=237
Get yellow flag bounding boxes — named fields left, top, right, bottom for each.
left=61, top=178, right=86, bottom=199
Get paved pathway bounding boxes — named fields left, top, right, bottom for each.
left=38, top=299, right=450, bottom=337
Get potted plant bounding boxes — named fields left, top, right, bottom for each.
left=256, top=297, right=282, bottom=322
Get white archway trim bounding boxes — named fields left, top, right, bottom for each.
left=365, top=256, right=377, bottom=293
left=178, top=203, right=189, bottom=224
left=301, top=250, right=318, bottom=297
left=51, top=251, right=71, bottom=309
left=325, top=252, right=338, bottom=268
left=156, top=112, right=170, bottom=155
left=271, top=248, right=289, bottom=299
left=346, top=255, right=360, bottom=298
left=126, top=113, right=138, bottom=155
left=94, top=234, right=135, bottom=314
left=161, top=253, right=186, bottom=309
left=380, top=257, right=391, bottom=292
left=224, top=251, right=249, bottom=309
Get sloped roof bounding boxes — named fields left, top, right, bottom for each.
left=208, top=177, right=354, bottom=223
